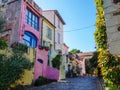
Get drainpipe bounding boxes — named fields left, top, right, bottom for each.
left=41, top=18, right=43, bottom=46
left=54, top=12, right=56, bottom=51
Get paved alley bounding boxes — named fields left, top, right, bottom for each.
left=28, top=76, right=102, bottom=90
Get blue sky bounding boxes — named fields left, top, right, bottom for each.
left=34, top=0, right=96, bottom=52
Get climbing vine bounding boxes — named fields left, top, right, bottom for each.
left=94, top=0, right=107, bottom=50
left=95, top=0, right=120, bottom=89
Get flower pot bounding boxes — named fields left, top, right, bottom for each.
left=45, top=47, right=49, bottom=51
left=38, top=45, right=43, bottom=50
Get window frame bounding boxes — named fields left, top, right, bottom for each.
left=58, top=33, right=60, bottom=44
left=2, top=0, right=8, bottom=3
left=26, top=8, right=39, bottom=31
left=46, top=26, right=52, bottom=40
left=23, top=32, right=37, bottom=48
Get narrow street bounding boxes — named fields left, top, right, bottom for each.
left=28, top=76, right=102, bottom=90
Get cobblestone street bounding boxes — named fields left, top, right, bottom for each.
left=28, top=76, right=102, bottom=90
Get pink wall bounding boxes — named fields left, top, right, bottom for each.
left=18, top=0, right=42, bottom=44
left=46, top=66, right=59, bottom=80
left=34, top=49, right=48, bottom=80
left=18, top=0, right=48, bottom=81
left=63, top=44, right=69, bottom=54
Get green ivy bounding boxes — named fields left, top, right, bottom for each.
left=95, top=0, right=120, bottom=89
left=98, top=50, right=120, bottom=89
left=94, top=0, right=107, bottom=50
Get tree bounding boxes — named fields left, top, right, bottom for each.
left=0, top=43, right=33, bottom=90
left=69, top=48, right=82, bottom=54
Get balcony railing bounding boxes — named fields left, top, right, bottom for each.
left=28, top=0, right=32, bottom=4
left=34, top=2, right=39, bottom=11
left=26, top=0, right=42, bottom=14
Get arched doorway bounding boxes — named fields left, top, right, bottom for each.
left=23, top=31, right=37, bottom=48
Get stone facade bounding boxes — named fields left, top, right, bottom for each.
left=0, top=0, right=22, bottom=45
left=103, top=0, right=120, bottom=55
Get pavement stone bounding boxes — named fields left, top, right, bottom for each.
left=27, top=76, right=102, bottom=90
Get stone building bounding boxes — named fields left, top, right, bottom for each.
left=103, top=0, right=120, bottom=55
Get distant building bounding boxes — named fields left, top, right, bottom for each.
left=103, top=0, right=120, bottom=55
left=60, top=43, right=69, bottom=79
left=77, top=52, right=93, bottom=76
left=68, top=52, right=93, bottom=76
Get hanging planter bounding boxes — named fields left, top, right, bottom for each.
left=38, top=45, right=43, bottom=50
left=45, top=47, right=49, bottom=51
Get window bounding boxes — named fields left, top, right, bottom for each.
left=26, top=8, right=39, bottom=30
left=23, top=31, right=37, bottom=48
left=2, top=0, right=8, bottom=3
left=58, top=33, right=60, bottom=44
left=58, top=20, right=60, bottom=28
left=46, top=26, right=52, bottom=40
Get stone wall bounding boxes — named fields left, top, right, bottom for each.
left=103, top=0, right=120, bottom=55
left=1, top=0, right=22, bottom=45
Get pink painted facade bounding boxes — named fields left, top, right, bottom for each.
left=0, top=0, right=60, bottom=81
left=18, top=0, right=42, bottom=44
left=34, top=49, right=48, bottom=80
left=17, top=0, right=47, bottom=81
left=46, top=66, right=59, bottom=80
left=63, top=43, right=69, bottom=54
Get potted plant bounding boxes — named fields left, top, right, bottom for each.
left=45, top=46, right=49, bottom=51
left=38, top=45, right=43, bottom=50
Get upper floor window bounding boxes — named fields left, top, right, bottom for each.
left=26, top=8, right=39, bottom=30
left=2, top=0, right=8, bottom=3
left=23, top=31, right=37, bottom=48
left=46, top=26, right=52, bottom=40
left=58, top=33, right=60, bottom=44
left=113, top=0, right=120, bottom=4
left=58, top=20, right=60, bottom=28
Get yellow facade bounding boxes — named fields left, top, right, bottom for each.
left=42, top=18, right=56, bottom=66
left=0, top=47, right=35, bottom=88
left=17, top=47, right=35, bottom=85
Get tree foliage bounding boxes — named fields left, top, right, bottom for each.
left=0, top=38, right=8, bottom=49
left=52, top=54, right=61, bottom=70
left=0, top=42, right=33, bottom=90
left=69, top=49, right=81, bottom=54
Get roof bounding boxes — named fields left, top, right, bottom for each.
left=77, top=52, right=93, bottom=57
left=63, top=43, right=69, bottom=48
left=43, top=10, right=66, bottom=25
left=42, top=15, right=56, bottom=28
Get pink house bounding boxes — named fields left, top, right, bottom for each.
left=0, top=0, right=60, bottom=81
left=0, top=0, right=49, bottom=81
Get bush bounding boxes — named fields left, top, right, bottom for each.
left=0, top=38, right=8, bottom=49
left=34, top=77, right=48, bottom=86
left=0, top=41, right=33, bottom=90
left=52, top=54, right=61, bottom=70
